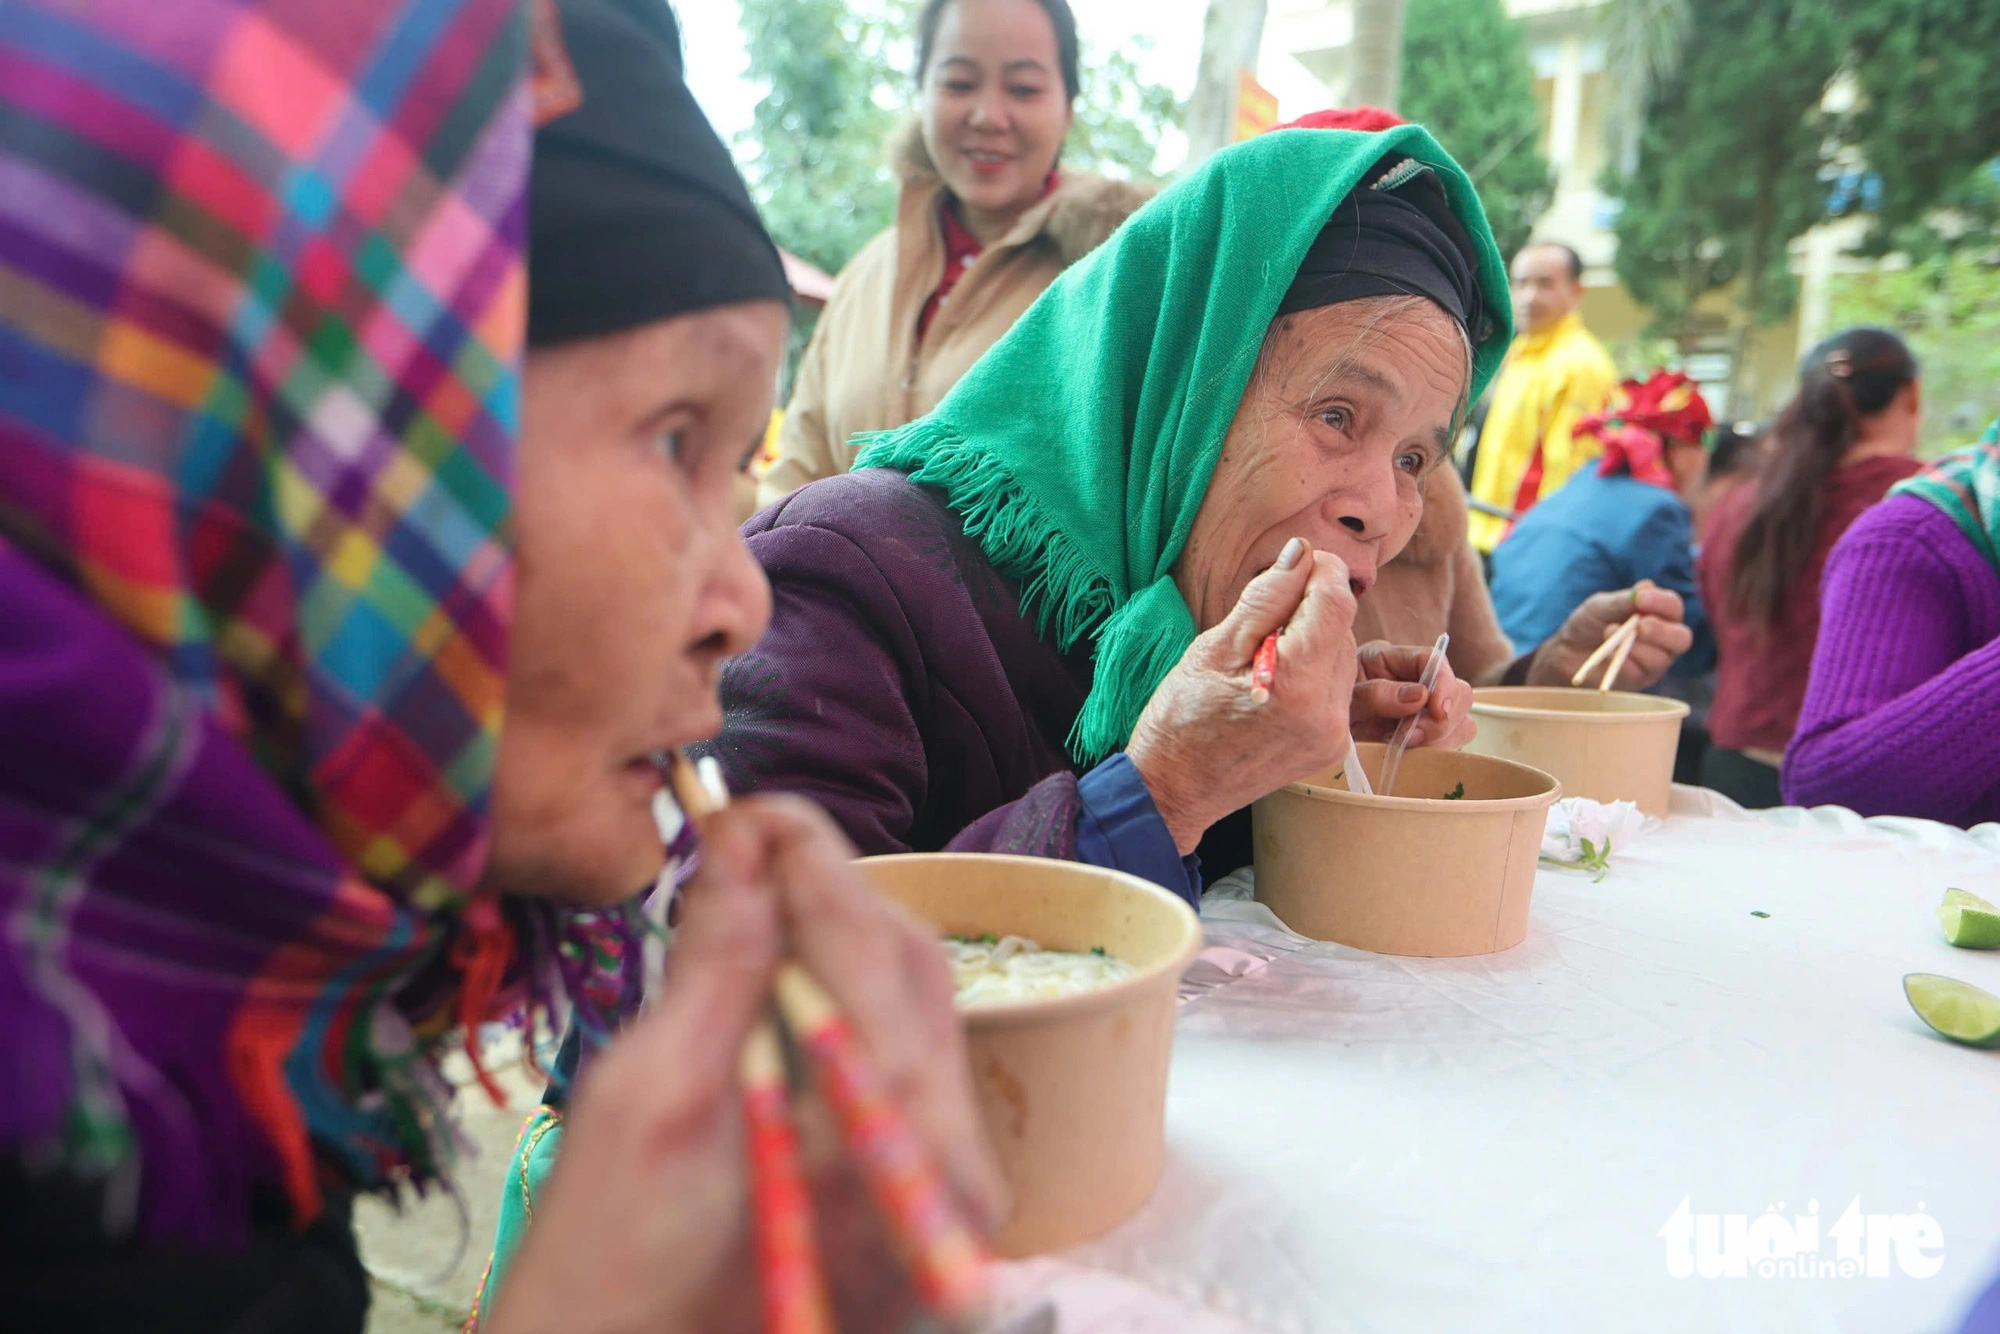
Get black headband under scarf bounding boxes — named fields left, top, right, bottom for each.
left=1277, top=156, right=1490, bottom=347
left=528, top=0, right=791, bottom=346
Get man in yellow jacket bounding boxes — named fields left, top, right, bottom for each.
left=1467, top=241, right=1619, bottom=553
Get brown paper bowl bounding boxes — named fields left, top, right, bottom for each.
left=1251, top=743, right=1560, bottom=957
left=859, top=852, right=1201, bottom=1257
left=1465, top=686, right=1690, bottom=816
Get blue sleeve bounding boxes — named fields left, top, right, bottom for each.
left=1075, top=753, right=1203, bottom=908
left=1628, top=498, right=1715, bottom=676
left=1490, top=487, right=1621, bottom=650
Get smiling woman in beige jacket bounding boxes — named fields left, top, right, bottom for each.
left=757, top=0, right=1149, bottom=507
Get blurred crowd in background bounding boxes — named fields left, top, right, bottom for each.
left=731, top=0, right=2000, bottom=822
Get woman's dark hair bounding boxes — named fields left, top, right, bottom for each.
left=1726, top=326, right=1918, bottom=628
left=1705, top=422, right=1764, bottom=481
left=915, top=0, right=1080, bottom=103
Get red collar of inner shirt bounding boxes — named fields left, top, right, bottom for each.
left=941, top=170, right=1060, bottom=259
left=922, top=170, right=1059, bottom=337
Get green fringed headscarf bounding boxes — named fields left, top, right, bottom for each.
left=1891, top=418, right=2000, bottom=572
left=853, top=125, right=1514, bottom=763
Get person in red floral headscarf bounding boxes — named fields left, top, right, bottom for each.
left=1486, top=370, right=1717, bottom=663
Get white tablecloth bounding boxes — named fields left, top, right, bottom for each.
left=993, top=789, right=2000, bottom=1334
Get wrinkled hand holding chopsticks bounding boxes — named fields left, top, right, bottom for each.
left=1250, top=630, right=1373, bottom=796
left=667, top=752, right=994, bottom=1334
left=1570, top=613, right=1641, bottom=693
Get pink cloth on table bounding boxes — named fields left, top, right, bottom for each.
left=990, top=1258, right=1261, bottom=1333
left=1782, top=494, right=2000, bottom=826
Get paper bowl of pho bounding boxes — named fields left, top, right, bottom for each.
left=859, top=852, right=1201, bottom=1257
left=1251, top=743, right=1561, bottom=957
left=1465, top=686, right=1690, bottom=817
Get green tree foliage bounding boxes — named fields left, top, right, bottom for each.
left=1811, top=1, right=1999, bottom=445
left=1066, top=39, right=1183, bottom=184
left=1828, top=252, right=2000, bottom=454
left=1863, top=162, right=2000, bottom=272
left=1399, top=0, right=1552, bottom=259
left=737, top=0, right=910, bottom=278
left=1833, top=0, right=2000, bottom=247
left=1605, top=0, right=1841, bottom=351
left=736, top=0, right=1179, bottom=280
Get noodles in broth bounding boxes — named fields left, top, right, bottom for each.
left=944, top=934, right=1135, bottom=1008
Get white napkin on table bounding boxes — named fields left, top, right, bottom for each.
left=1538, top=797, right=1658, bottom=873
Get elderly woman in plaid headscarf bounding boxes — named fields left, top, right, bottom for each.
left=0, top=1, right=998, bottom=1329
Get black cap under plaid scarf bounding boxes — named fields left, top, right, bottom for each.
left=1277, top=156, right=1491, bottom=349
left=529, top=0, right=790, bottom=345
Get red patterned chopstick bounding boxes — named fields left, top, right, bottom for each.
left=741, top=1018, right=837, bottom=1334
left=1250, top=630, right=1279, bottom=703
left=773, top=965, right=992, bottom=1320
left=671, top=751, right=991, bottom=1328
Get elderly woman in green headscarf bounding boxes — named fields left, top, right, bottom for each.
left=700, top=123, right=1513, bottom=895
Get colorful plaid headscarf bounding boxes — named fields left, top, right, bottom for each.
left=1892, top=418, right=2000, bottom=573
left=0, top=0, right=532, bottom=1243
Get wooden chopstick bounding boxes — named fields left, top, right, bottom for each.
left=1597, top=620, right=1641, bottom=693
left=1570, top=613, right=1640, bottom=688
left=669, top=750, right=991, bottom=1329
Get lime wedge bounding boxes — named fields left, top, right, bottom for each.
left=1905, top=973, right=2000, bottom=1047
left=1938, top=889, right=2000, bottom=948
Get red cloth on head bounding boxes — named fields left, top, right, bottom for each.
left=1276, top=107, right=1407, bottom=133
left=1581, top=370, right=1715, bottom=490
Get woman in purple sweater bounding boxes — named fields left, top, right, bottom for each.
left=1784, top=420, right=2000, bottom=826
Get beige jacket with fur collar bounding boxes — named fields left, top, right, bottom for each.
left=758, top=122, right=1151, bottom=506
